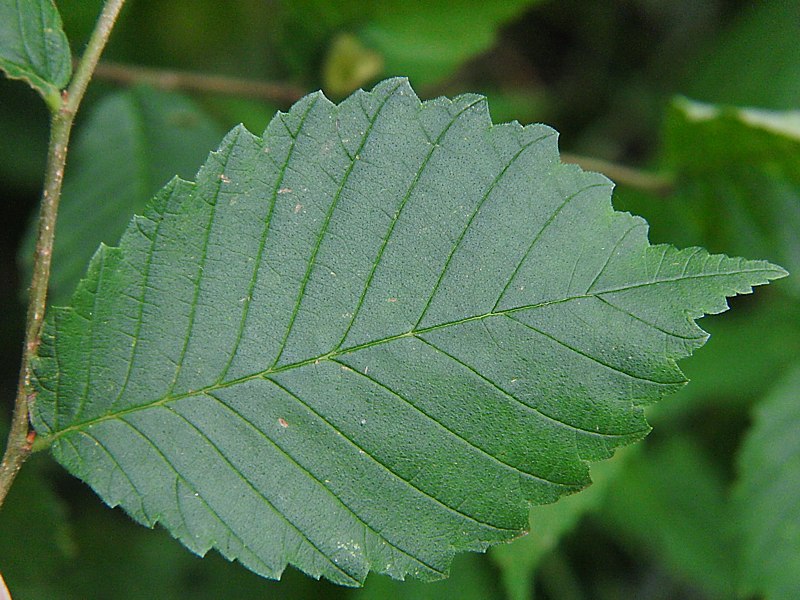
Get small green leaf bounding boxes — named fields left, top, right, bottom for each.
left=0, top=0, right=71, bottom=108
left=31, top=79, right=785, bottom=586
left=733, top=368, right=800, bottom=599
left=279, top=0, right=542, bottom=87
left=322, top=33, right=384, bottom=97
left=19, top=87, right=225, bottom=305
left=357, top=0, right=542, bottom=86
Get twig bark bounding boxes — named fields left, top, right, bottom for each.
left=561, top=152, right=674, bottom=196
left=0, top=0, right=128, bottom=509
left=92, top=61, right=306, bottom=104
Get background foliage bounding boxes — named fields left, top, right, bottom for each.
left=1, top=0, right=797, bottom=598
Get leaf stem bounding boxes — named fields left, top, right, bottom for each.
left=0, top=0, right=127, bottom=510
left=561, top=152, right=674, bottom=195
left=91, top=61, right=306, bottom=104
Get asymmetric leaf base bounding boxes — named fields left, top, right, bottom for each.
left=31, top=79, right=786, bottom=585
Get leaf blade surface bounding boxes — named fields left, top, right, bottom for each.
left=31, top=79, right=786, bottom=585
left=18, top=87, right=226, bottom=305
left=0, top=0, right=71, bottom=105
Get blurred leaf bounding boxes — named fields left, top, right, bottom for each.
left=57, top=500, right=329, bottom=600
left=0, top=78, right=49, bottom=190
left=279, top=0, right=543, bottom=87
left=733, top=367, right=800, bottom=600
left=52, top=0, right=103, bottom=50
left=600, top=436, right=737, bottom=599
left=31, top=78, right=783, bottom=586
left=200, top=95, right=278, bottom=137
left=322, top=33, right=383, bottom=97
left=0, top=447, right=74, bottom=600
left=357, top=0, right=543, bottom=87
left=19, top=86, right=224, bottom=305
left=686, top=1, right=800, bottom=109
left=0, top=0, right=71, bottom=108
left=351, top=553, right=500, bottom=600
left=490, top=447, right=631, bottom=600
left=662, top=98, right=800, bottom=295
left=483, top=87, right=549, bottom=128
left=104, top=1, right=279, bottom=78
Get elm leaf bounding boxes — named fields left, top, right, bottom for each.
left=0, top=0, right=71, bottom=108
left=30, top=78, right=786, bottom=586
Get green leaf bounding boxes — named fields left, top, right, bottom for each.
left=19, top=87, right=225, bottom=305
left=733, top=368, right=800, bottom=599
left=280, top=0, right=542, bottom=88
left=31, top=78, right=785, bottom=586
left=667, top=97, right=800, bottom=165
left=0, top=0, right=71, bottom=108
left=322, top=33, right=384, bottom=98
left=600, top=436, right=737, bottom=599
left=685, top=1, right=800, bottom=110
left=356, top=0, right=542, bottom=87
left=490, top=447, right=630, bottom=600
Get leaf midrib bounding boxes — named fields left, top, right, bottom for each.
left=40, top=266, right=774, bottom=443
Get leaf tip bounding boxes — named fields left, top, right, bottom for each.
left=768, top=263, right=790, bottom=281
